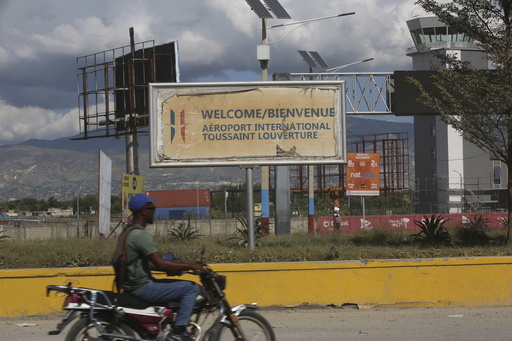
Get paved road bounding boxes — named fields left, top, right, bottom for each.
left=2, top=305, right=512, bottom=340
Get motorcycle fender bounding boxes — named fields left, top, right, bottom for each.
left=231, top=304, right=258, bottom=315
left=218, top=304, right=259, bottom=326
left=48, top=310, right=81, bottom=335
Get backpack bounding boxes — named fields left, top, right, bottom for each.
left=111, top=224, right=143, bottom=292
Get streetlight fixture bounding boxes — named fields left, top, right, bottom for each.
left=324, top=57, right=374, bottom=73
left=246, top=0, right=355, bottom=80
left=245, top=0, right=291, bottom=81
left=298, top=51, right=374, bottom=75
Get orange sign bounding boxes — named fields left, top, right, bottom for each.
left=346, top=153, right=380, bottom=196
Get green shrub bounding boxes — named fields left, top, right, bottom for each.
left=456, top=214, right=490, bottom=245
left=167, top=223, right=200, bottom=241
left=412, top=215, right=452, bottom=245
left=229, top=217, right=267, bottom=247
left=327, top=246, right=341, bottom=260
left=61, top=253, right=93, bottom=267
left=1, top=228, right=511, bottom=269
left=350, top=229, right=410, bottom=246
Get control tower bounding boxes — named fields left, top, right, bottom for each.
left=406, top=12, right=506, bottom=213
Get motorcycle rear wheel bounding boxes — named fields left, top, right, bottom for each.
left=210, top=310, right=276, bottom=341
left=65, top=316, right=135, bottom=341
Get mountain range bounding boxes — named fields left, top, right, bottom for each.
left=0, top=117, right=414, bottom=202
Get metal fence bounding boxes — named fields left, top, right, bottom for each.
left=414, top=177, right=507, bottom=214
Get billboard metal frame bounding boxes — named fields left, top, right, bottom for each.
left=149, top=81, right=346, bottom=167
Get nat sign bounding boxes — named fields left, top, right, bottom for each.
left=346, top=153, right=380, bottom=196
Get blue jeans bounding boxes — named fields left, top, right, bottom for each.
left=132, top=278, right=200, bottom=326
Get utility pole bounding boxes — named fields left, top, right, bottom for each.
left=126, top=27, right=139, bottom=175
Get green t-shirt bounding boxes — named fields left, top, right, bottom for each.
left=123, top=226, right=158, bottom=292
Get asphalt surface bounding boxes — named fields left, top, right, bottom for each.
left=2, top=305, right=512, bottom=340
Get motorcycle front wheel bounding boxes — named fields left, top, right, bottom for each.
left=65, top=316, right=135, bottom=341
left=210, top=310, right=276, bottom=341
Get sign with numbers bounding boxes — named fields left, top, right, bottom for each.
left=346, top=153, right=380, bottom=196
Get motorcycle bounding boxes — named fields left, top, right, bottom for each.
left=46, top=250, right=276, bottom=341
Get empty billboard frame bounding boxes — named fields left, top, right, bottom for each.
left=149, top=81, right=346, bottom=167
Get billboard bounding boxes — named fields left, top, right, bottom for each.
left=392, top=70, right=437, bottom=115
left=346, top=153, right=380, bottom=196
left=115, top=41, right=180, bottom=131
left=149, top=81, right=346, bottom=167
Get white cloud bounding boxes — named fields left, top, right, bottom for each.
left=207, top=0, right=260, bottom=38
left=179, top=30, right=225, bottom=65
left=0, top=0, right=420, bottom=144
left=0, top=100, right=78, bottom=144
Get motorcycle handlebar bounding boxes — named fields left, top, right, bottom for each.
left=46, top=284, right=72, bottom=296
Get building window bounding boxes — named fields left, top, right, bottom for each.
left=423, top=27, right=435, bottom=42
left=431, top=125, right=436, bottom=136
left=431, top=147, right=436, bottom=159
left=494, top=164, right=501, bottom=185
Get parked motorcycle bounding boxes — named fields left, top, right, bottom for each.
left=46, top=251, right=275, bottom=341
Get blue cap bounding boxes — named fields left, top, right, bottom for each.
left=129, top=193, right=158, bottom=212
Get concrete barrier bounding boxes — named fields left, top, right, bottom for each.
left=2, top=256, right=512, bottom=318
left=1, top=218, right=312, bottom=242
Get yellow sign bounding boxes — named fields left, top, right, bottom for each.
left=149, top=81, right=346, bottom=167
left=121, top=174, right=145, bottom=222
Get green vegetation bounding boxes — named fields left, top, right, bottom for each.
left=455, top=214, right=491, bottom=245
left=1, top=226, right=510, bottom=269
left=167, top=222, right=201, bottom=241
left=228, top=217, right=267, bottom=247
left=412, top=215, right=452, bottom=245
left=413, top=0, right=512, bottom=243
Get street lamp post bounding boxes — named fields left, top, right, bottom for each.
left=245, top=0, right=356, bottom=245
left=258, top=12, right=356, bottom=80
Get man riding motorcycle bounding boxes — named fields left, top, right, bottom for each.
left=114, top=193, right=203, bottom=341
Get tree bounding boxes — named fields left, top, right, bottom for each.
left=75, top=194, right=98, bottom=215
left=111, top=195, right=122, bottom=215
left=412, top=0, right=512, bottom=244
left=48, top=196, right=59, bottom=209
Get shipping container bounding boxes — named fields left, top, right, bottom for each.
left=154, top=206, right=210, bottom=220
left=145, top=190, right=211, bottom=207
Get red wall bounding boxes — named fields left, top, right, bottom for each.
left=317, top=213, right=508, bottom=234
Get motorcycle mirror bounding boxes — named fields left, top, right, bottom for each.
left=163, top=252, right=175, bottom=261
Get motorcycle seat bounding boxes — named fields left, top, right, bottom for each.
left=100, top=290, right=182, bottom=310
left=88, top=290, right=151, bottom=309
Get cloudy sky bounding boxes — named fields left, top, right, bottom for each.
left=0, top=0, right=423, bottom=146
